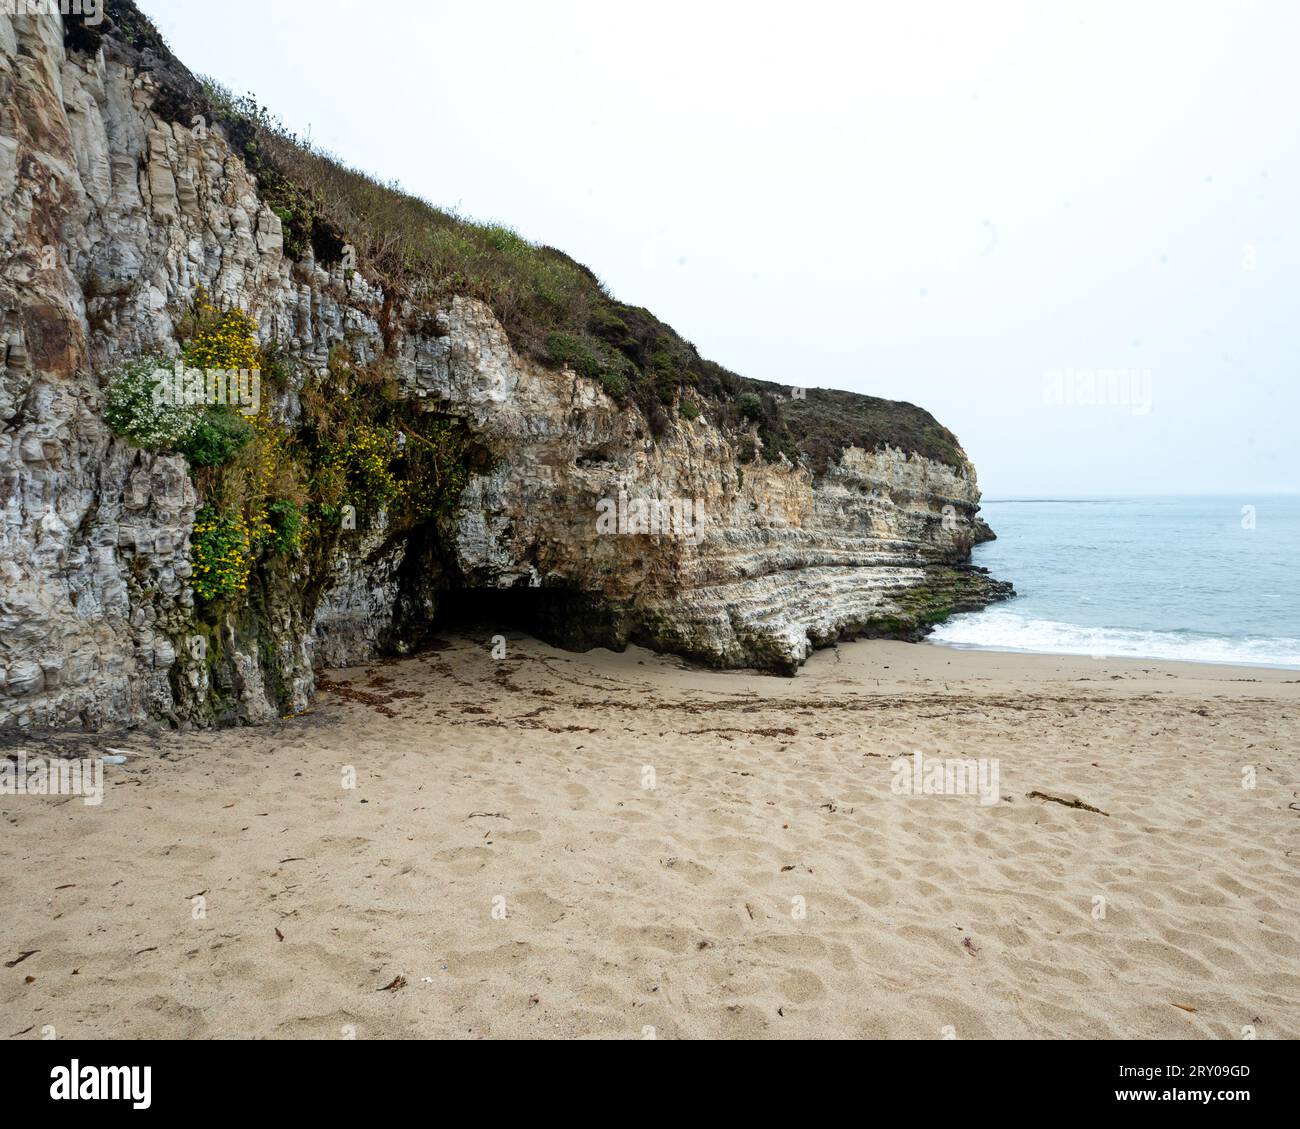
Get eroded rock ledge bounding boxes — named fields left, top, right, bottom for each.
left=0, top=9, right=1010, bottom=732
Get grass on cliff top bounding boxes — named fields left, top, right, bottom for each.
left=86, top=1, right=967, bottom=474
left=777, top=389, right=968, bottom=477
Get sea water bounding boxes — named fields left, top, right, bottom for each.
left=930, top=496, right=1300, bottom=669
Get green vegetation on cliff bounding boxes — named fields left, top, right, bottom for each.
left=85, top=0, right=969, bottom=475
left=102, top=283, right=481, bottom=720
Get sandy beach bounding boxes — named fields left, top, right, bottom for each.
left=2, top=634, right=1298, bottom=1040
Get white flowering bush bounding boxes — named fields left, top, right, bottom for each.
left=104, top=357, right=200, bottom=451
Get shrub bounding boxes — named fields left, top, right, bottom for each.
left=679, top=399, right=700, bottom=421
left=399, top=417, right=473, bottom=522
left=338, top=423, right=405, bottom=509
left=266, top=499, right=305, bottom=555
left=104, top=356, right=199, bottom=450
left=545, top=332, right=633, bottom=401
left=546, top=332, right=602, bottom=380
left=482, top=224, right=529, bottom=254
left=258, top=340, right=299, bottom=393
left=179, top=407, right=254, bottom=468
left=737, top=392, right=763, bottom=422
left=588, top=306, right=631, bottom=345
left=190, top=506, right=253, bottom=602
left=597, top=369, right=630, bottom=401
left=179, top=288, right=260, bottom=371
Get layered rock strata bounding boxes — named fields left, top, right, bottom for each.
left=0, top=10, right=1009, bottom=731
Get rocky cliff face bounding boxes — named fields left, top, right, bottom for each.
left=0, top=8, right=1009, bottom=733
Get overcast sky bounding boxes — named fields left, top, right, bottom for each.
left=141, top=0, right=1299, bottom=496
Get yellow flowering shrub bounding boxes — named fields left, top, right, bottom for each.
left=320, top=422, right=406, bottom=513
left=298, top=350, right=472, bottom=531
left=181, top=290, right=310, bottom=601
left=180, top=286, right=260, bottom=374
left=179, top=307, right=470, bottom=612
left=190, top=506, right=253, bottom=600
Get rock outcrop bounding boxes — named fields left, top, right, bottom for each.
left=0, top=6, right=1010, bottom=733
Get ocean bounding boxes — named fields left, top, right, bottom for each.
left=930, top=495, right=1300, bottom=669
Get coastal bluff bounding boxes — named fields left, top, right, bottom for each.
left=0, top=3, right=1009, bottom=731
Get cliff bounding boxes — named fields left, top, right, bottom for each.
left=0, top=3, right=1010, bottom=732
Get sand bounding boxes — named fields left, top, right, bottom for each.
left=2, top=634, right=1298, bottom=1040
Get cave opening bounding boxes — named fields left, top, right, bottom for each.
left=435, top=587, right=633, bottom=654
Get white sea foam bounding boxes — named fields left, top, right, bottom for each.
left=929, top=609, right=1300, bottom=669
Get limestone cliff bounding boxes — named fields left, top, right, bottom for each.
left=0, top=5, right=1010, bottom=732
